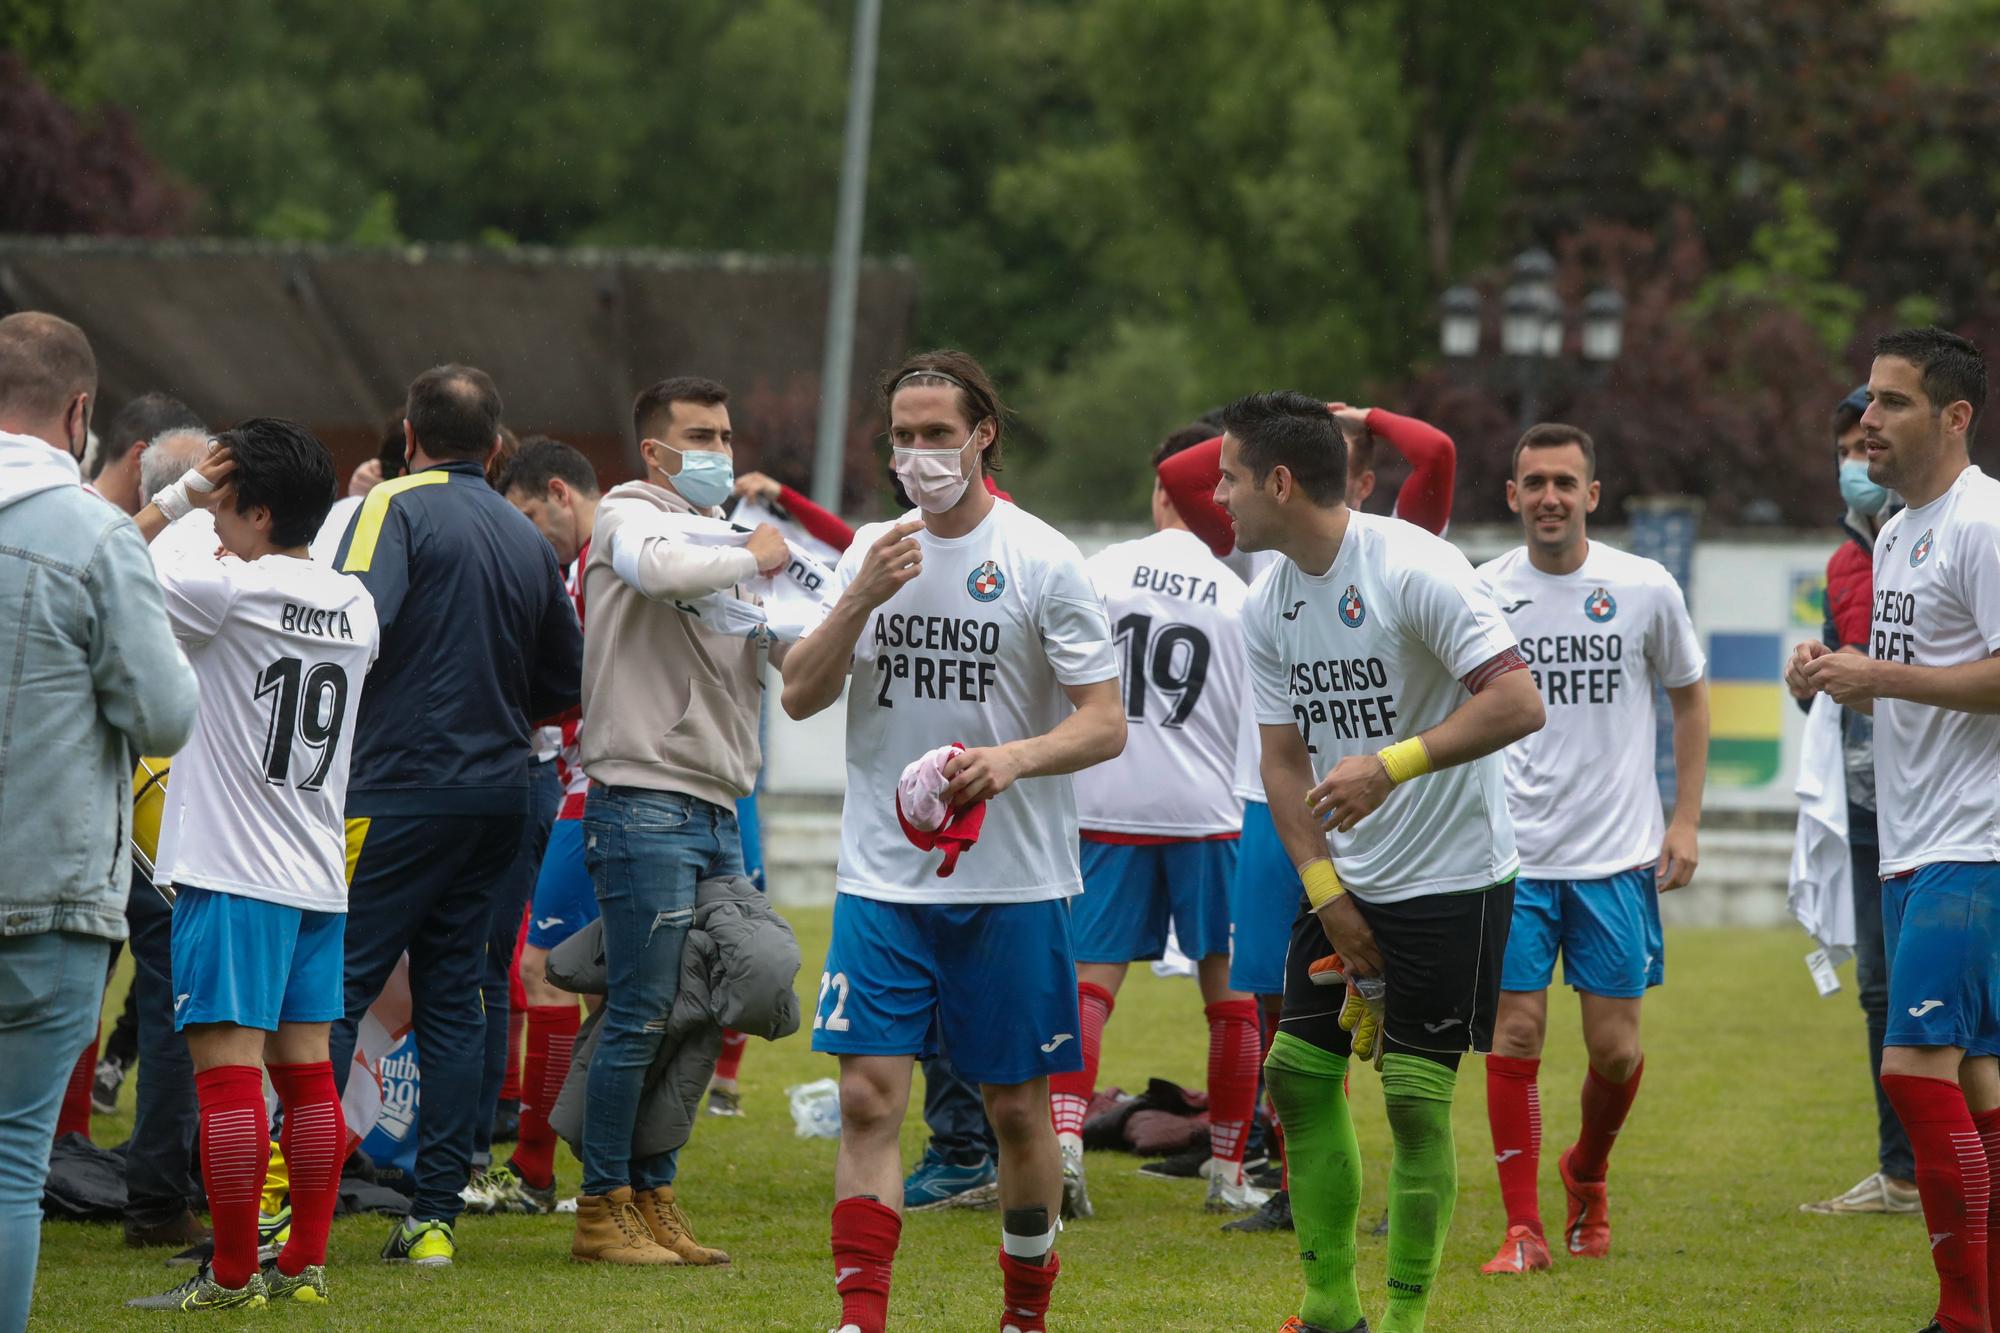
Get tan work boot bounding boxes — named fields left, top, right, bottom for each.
left=633, top=1186, right=731, bottom=1265
left=570, top=1187, right=684, bottom=1265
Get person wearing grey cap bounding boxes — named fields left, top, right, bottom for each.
left=1793, top=383, right=1916, bottom=1217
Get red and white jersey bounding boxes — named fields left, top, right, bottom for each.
left=825, top=501, right=1118, bottom=904
left=1074, top=528, right=1246, bottom=837
left=553, top=540, right=591, bottom=819
left=154, top=550, right=379, bottom=912
left=1871, top=465, right=2000, bottom=874
left=1476, top=541, right=1705, bottom=878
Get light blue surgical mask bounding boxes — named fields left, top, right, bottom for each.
left=1838, top=459, right=1889, bottom=516
left=652, top=439, right=734, bottom=508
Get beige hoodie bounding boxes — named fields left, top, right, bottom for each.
left=579, top=481, right=768, bottom=807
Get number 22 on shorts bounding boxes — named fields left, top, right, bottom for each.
left=814, top=971, right=851, bottom=1032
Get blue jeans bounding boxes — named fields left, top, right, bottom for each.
left=1851, top=810, right=1914, bottom=1180
left=580, top=786, right=742, bottom=1196
left=329, top=813, right=523, bottom=1223
left=0, top=930, right=111, bottom=1333
left=923, top=1052, right=996, bottom=1165
left=473, top=760, right=561, bottom=1161
left=123, top=869, right=199, bottom=1226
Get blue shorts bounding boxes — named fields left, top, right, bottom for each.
left=812, top=894, right=1082, bottom=1086
left=1883, top=861, right=2000, bottom=1057
left=1501, top=868, right=1664, bottom=998
left=1228, top=802, right=1299, bottom=996
left=170, top=884, right=344, bottom=1032
left=1072, top=837, right=1236, bottom=964
left=527, top=818, right=597, bottom=950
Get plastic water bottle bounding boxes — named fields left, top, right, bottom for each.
left=787, top=1078, right=842, bottom=1139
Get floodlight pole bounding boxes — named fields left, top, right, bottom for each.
left=811, top=0, right=884, bottom=510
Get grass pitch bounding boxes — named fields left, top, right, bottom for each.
left=33, top=914, right=1929, bottom=1330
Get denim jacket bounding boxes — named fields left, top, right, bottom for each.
left=0, top=432, right=198, bottom=940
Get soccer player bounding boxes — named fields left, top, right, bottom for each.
left=1474, top=423, right=1709, bottom=1273
left=1218, top=390, right=1543, bottom=1333
left=1790, top=327, right=1998, bottom=1333
left=326, top=365, right=583, bottom=1267
left=123, top=420, right=380, bottom=1311
left=1158, top=402, right=1459, bottom=1234
left=781, top=350, right=1125, bottom=1333
left=1057, top=424, right=1255, bottom=1218
left=1796, top=387, right=1920, bottom=1218
left=494, top=437, right=601, bottom=1212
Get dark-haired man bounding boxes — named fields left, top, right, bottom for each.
left=89, top=390, right=204, bottom=515
left=325, top=364, right=583, bottom=1268
left=491, top=437, right=602, bottom=1212
left=125, top=419, right=378, bottom=1311
left=1797, top=386, right=1920, bottom=1219
left=783, top=350, right=1125, bottom=1333
left=1790, top=326, right=1999, bottom=1333
left=1217, top=390, right=1543, bottom=1333
left=1055, top=423, right=1255, bottom=1219
left=567, top=376, right=786, bottom=1266
left=1475, top=423, right=1708, bottom=1274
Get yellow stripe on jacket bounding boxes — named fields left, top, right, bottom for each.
left=341, top=470, right=451, bottom=573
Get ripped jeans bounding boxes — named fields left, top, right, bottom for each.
left=579, top=785, right=744, bottom=1196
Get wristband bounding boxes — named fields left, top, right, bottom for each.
left=1300, top=857, right=1345, bottom=910
left=1378, top=737, right=1432, bottom=786
left=152, top=478, right=194, bottom=522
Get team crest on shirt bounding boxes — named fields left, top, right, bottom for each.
left=1911, top=528, right=1934, bottom=567
left=1584, top=586, right=1617, bottom=623
left=1338, top=584, right=1366, bottom=628
left=967, top=560, right=1006, bottom=602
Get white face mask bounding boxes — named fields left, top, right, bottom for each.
left=892, top=427, right=980, bottom=513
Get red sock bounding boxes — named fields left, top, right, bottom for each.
left=501, top=1009, right=526, bottom=1105
left=1884, top=1075, right=1991, bottom=1333
left=501, top=910, right=529, bottom=1104
left=1486, top=1054, right=1544, bottom=1235
left=57, top=1038, right=97, bottom=1140
left=268, top=1062, right=343, bottom=1275
left=512, top=1003, right=579, bottom=1190
left=1048, top=982, right=1113, bottom=1140
left=1973, top=1105, right=2000, bottom=1322
left=1569, top=1058, right=1643, bottom=1182
left=196, top=1066, right=270, bottom=1289
left=831, top=1196, right=900, bottom=1333
left=999, top=1249, right=1061, bottom=1332
left=1204, top=998, right=1261, bottom=1167
left=715, top=1029, right=748, bottom=1083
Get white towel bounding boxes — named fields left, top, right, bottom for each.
left=1788, top=692, right=1855, bottom=958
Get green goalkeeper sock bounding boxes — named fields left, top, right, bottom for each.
left=1265, top=1032, right=1364, bottom=1333
left=1379, top=1053, right=1460, bottom=1333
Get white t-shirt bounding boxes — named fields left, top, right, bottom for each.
left=1476, top=541, right=1705, bottom=878
left=1242, top=511, right=1519, bottom=901
left=827, top=500, right=1118, bottom=904
left=1074, top=528, right=1247, bottom=837
left=1233, top=551, right=1281, bottom=802
left=1870, top=465, right=2000, bottom=874
left=154, top=550, right=380, bottom=912
left=310, top=495, right=362, bottom=566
